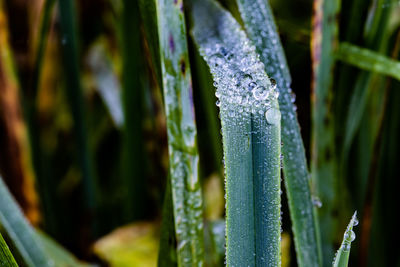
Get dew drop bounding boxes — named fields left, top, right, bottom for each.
left=312, top=196, right=322, bottom=208
left=347, top=230, right=356, bottom=242
left=265, top=108, right=281, bottom=125
left=209, top=53, right=225, bottom=67
left=253, top=86, right=269, bottom=100
left=248, top=81, right=257, bottom=91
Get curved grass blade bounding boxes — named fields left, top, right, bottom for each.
left=333, top=212, right=358, bottom=267
left=0, top=176, right=51, bottom=267
left=35, top=230, right=91, bottom=267
left=87, top=40, right=124, bottom=128
left=234, top=0, right=321, bottom=266
left=153, top=0, right=205, bottom=265
left=0, top=233, right=18, bottom=267
left=191, top=0, right=281, bottom=265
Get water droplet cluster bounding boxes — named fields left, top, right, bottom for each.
left=193, top=16, right=280, bottom=121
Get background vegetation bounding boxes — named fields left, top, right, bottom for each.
left=0, top=0, right=399, bottom=266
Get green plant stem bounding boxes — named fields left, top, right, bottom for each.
left=154, top=0, right=205, bottom=265
left=235, top=1, right=321, bottom=266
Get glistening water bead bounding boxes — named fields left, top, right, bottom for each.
left=265, top=107, right=281, bottom=125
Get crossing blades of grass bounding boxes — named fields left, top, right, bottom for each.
left=333, top=212, right=358, bottom=267
left=191, top=0, right=281, bottom=265
left=0, top=233, right=18, bottom=267
left=153, top=0, right=205, bottom=265
left=0, top=176, right=51, bottom=267
left=235, top=1, right=321, bottom=266
left=311, top=0, right=340, bottom=264
left=341, top=0, right=395, bottom=164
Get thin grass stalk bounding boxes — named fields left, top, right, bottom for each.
left=311, top=0, right=340, bottom=264
left=336, top=43, right=400, bottom=81
left=191, top=0, right=281, bottom=265
left=25, top=0, right=56, bottom=232
left=154, top=0, right=205, bottom=265
left=0, top=176, right=51, bottom=267
left=0, top=0, right=41, bottom=224
left=119, top=0, right=147, bottom=221
left=332, top=212, right=358, bottom=267
left=30, top=0, right=56, bottom=99
left=58, top=0, right=97, bottom=218
left=0, top=233, right=18, bottom=267
left=235, top=1, right=321, bottom=266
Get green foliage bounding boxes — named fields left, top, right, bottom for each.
left=1, top=0, right=400, bottom=266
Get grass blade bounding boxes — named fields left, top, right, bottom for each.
left=332, top=212, right=358, bottom=267
left=336, top=42, right=400, bottom=87
left=0, top=0, right=41, bottom=224
left=0, top=176, right=51, bottom=267
left=154, top=0, right=205, bottom=265
left=35, top=230, right=90, bottom=267
left=119, top=0, right=147, bottom=221
left=87, top=40, right=124, bottom=128
left=191, top=0, right=281, bottom=265
left=58, top=0, right=97, bottom=216
left=235, top=1, right=321, bottom=266
left=0, top=233, right=18, bottom=267
left=311, top=0, right=340, bottom=263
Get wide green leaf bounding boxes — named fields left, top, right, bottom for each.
left=191, top=0, right=281, bottom=265
left=235, top=0, right=321, bottom=266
